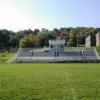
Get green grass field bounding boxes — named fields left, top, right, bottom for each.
left=0, top=64, right=100, bottom=100
left=0, top=53, right=15, bottom=63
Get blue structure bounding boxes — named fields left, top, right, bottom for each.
left=49, top=40, right=65, bottom=52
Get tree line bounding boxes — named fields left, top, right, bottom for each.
left=0, top=27, right=100, bottom=48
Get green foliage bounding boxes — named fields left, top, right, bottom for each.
left=19, top=34, right=39, bottom=48
left=0, top=27, right=100, bottom=48
left=68, top=30, right=77, bottom=46
left=37, top=32, right=56, bottom=47
left=0, top=64, right=100, bottom=99
left=0, top=53, right=15, bottom=63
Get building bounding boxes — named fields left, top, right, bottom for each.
left=49, top=39, right=65, bottom=52
left=96, top=32, right=100, bottom=46
left=85, top=34, right=96, bottom=47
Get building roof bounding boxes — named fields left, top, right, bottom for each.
left=49, top=39, right=65, bottom=45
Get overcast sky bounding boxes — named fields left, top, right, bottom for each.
left=0, top=0, right=100, bottom=31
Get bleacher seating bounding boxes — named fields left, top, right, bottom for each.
left=11, top=47, right=100, bottom=63
left=83, top=51, right=98, bottom=60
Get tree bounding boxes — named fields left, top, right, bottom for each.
left=9, top=34, right=19, bottom=48
left=68, top=30, right=77, bottom=46
left=37, top=32, right=56, bottom=47
left=33, top=29, right=40, bottom=35
left=0, top=30, right=10, bottom=47
left=19, top=34, right=39, bottom=48
left=0, top=27, right=99, bottom=48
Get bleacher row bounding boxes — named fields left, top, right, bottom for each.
left=12, top=48, right=100, bottom=63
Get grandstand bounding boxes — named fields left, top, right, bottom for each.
left=10, top=39, right=100, bottom=63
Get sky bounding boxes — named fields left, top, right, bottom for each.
left=0, top=0, right=100, bottom=31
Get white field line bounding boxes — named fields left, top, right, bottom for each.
left=64, top=72, right=78, bottom=100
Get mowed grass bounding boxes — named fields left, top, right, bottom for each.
left=0, top=53, right=15, bottom=63
left=0, top=64, right=100, bottom=100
